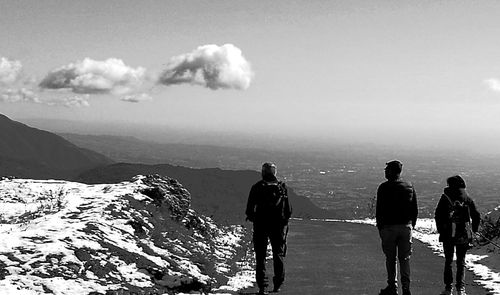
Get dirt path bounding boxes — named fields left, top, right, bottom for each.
left=240, top=219, right=490, bottom=295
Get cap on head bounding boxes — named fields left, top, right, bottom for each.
left=447, top=175, right=466, bottom=189
left=262, top=162, right=277, bottom=177
left=385, top=160, right=403, bottom=174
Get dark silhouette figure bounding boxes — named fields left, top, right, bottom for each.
left=376, top=160, right=418, bottom=295
left=435, top=175, right=480, bottom=295
left=246, top=163, right=292, bottom=295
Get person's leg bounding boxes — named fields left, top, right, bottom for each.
left=397, top=225, right=412, bottom=293
left=380, top=226, right=398, bottom=291
left=442, top=242, right=455, bottom=290
left=253, top=227, right=269, bottom=291
left=455, top=244, right=467, bottom=292
left=270, top=225, right=287, bottom=290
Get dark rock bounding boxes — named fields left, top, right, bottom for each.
left=139, top=174, right=191, bottom=222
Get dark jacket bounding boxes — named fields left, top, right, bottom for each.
left=246, top=176, right=292, bottom=226
left=376, top=178, right=418, bottom=228
left=434, top=187, right=480, bottom=242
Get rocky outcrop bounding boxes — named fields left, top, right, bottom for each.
left=0, top=175, right=253, bottom=294
left=477, top=206, right=500, bottom=253
left=140, top=174, right=192, bottom=221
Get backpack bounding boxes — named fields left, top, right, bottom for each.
left=256, top=181, right=291, bottom=223
left=444, top=194, right=473, bottom=245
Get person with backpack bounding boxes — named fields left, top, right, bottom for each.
left=435, top=175, right=480, bottom=295
left=376, top=160, right=418, bottom=295
left=246, top=162, right=292, bottom=295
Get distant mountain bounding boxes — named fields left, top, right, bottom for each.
left=59, top=132, right=274, bottom=169
left=77, top=163, right=332, bottom=223
left=0, top=114, right=113, bottom=179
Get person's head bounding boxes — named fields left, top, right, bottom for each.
left=447, top=175, right=466, bottom=189
left=261, top=162, right=277, bottom=179
left=384, top=160, right=402, bottom=180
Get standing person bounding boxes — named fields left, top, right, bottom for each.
left=376, top=160, right=418, bottom=295
left=435, top=175, right=480, bottom=295
left=246, top=162, right=292, bottom=295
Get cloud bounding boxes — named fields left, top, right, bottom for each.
left=121, top=93, right=153, bottom=103
left=0, top=88, right=89, bottom=107
left=158, top=44, right=253, bottom=90
left=485, top=78, right=500, bottom=92
left=0, top=57, right=43, bottom=105
left=61, top=96, right=90, bottom=107
left=0, top=88, right=40, bottom=104
left=39, top=58, right=147, bottom=95
left=0, top=57, right=23, bottom=85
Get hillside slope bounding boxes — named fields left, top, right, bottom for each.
left=77, top=163, right=331, bottom=223
left=0, top=175, right=253, bottom=294
left=0, top=114, right=113, bottom=179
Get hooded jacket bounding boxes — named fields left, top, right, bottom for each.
left=434, top=187, right=481, bottom=242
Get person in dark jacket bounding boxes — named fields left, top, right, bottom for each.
left=435, top=175, right=480, bottom=295
left=246, top=162, right=292, bottom=295
left=376, top=160, right=418, bottom=295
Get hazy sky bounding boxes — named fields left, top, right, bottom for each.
left=2, top=1, right=500, bottom=152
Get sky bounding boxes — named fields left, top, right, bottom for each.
left=2, top=0, right=500, bottom=153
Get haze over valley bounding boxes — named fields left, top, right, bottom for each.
left=58, top=126, right=500, bottom=220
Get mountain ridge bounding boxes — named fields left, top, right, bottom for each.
left=77, top=163, right=332, bottom=223
left=0, top=114, right=332, bottom=222
left=58, top=132, right=274, bottom=169
left=0, top=114, right=113, bottom=179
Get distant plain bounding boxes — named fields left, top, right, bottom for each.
left=61, top=133, right=500, bottom=219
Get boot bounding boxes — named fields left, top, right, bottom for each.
left=273, top=277, right=283, bottom=292
left=439, top=286, right=453, bottom=295
left=379, top=285, right=398, bottom=295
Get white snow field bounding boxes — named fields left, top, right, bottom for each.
left=0, top=176, right=254, bottom=295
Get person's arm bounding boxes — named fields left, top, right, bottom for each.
left=434, top=196, right=446, bottom=234
left=411, top=186, right=418, bottom=228
left=468, top=197, right=481, bottom=233
left=376, top=184, right=384, bottom=229
left=245, top=185, right=257, bottom=222
left=282, top=183, right=292, bottom=222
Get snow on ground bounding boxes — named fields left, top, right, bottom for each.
left=0, top=176, right=254, bottom=295
left=335, top=218, right=500, bottom=295
left=181, top=237, right=255, bottom=295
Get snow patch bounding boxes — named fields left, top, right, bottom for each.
left=0, top=177, right=254, bottom=294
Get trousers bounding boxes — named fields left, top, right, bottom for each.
left=253, top=223, right=287, bottom=289
left=443, top=242, right=467, bottom=290
left=379, top=224, right=413, bottom=290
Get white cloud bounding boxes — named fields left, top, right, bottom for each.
left=158, top=44, right=254, bottom=90
left=0, top=57, right=42, bottom=105
left=0, top=57, right=22, bottom=85
left=61, top=95, right=90, bottom=107
left=0, top=57, right=44, bottom=105
left=485, top=78, right=500, bottom=92
left=0, top=88, right=40, bottom=104
left=121, top=93, right=153, bottom=103
left=0, top=88, right=90, bottom=107
left=39, top=58, right=147, bottom=95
